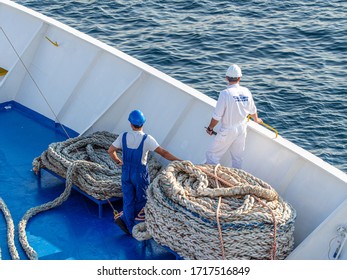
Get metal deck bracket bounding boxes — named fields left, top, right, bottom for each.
left=37, top=168, right=120, bottom=218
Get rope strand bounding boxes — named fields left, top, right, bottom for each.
left=213, top=164, right=226, bottom=260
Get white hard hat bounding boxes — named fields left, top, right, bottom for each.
left=226, top=64, right=242, bottom=78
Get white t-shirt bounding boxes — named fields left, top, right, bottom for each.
left=112, top=131, right=159, bottom=165
left=212, top=84, right=257, bottom=128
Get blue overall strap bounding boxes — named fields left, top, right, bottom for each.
left=122, top=132, right=148, bottom=167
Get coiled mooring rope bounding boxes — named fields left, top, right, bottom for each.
left=132, top=160, right=296, bottom=260
left=32, top=131, right=163, bottom=200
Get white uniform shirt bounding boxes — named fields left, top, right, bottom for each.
left=112, top=131, right=159, bottom=165
left=212, top=84, right=257, bottom=128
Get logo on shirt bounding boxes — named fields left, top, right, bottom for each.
left=233, top=95, right=249, bottom=102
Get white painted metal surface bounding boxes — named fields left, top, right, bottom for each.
left=1, top=0, right=347, bottom=259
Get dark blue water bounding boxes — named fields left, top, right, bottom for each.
left=15, top=0, right=347, bottom=173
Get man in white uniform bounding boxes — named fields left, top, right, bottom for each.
left=205, top=64, right=262, bottom=168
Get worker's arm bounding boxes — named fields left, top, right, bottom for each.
left=206, top=118, right=219, bottom=135
left=249, top=113, right=263, bottom=124
left=108, top=145, right=123, bottom=165
left=154, top=146, right=181, bottom=161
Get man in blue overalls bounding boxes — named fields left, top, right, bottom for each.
left=108, top=109, right=181, bottom=235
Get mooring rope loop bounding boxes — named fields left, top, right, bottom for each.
left=32, top=131, right=163, bottom=201
left=132, top=160, right=296, bottom=260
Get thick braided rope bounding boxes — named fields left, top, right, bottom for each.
left=0, top=197, right=19, bottom=260
left=32, top=131, right=163, bottom=200
left=133, top=160, right=296, bottom=260
left=18, top=160, right=83, bottom=260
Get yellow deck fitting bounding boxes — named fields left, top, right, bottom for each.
left=0, top=67, right=8, bottom=76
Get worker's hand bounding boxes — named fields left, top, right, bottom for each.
left=255, top=118, right=263, bottom=124
left=205, top=127, right=217, bottom=135
left=115, top=159, right=123, bottom=165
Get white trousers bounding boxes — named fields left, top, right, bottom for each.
left=205, top=124, right=247, bottom=168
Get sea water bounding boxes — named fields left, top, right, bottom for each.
left=15, top=0, right=347, bottom=173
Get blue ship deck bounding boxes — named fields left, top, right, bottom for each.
left=0, top=102, right=175, bottom=260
